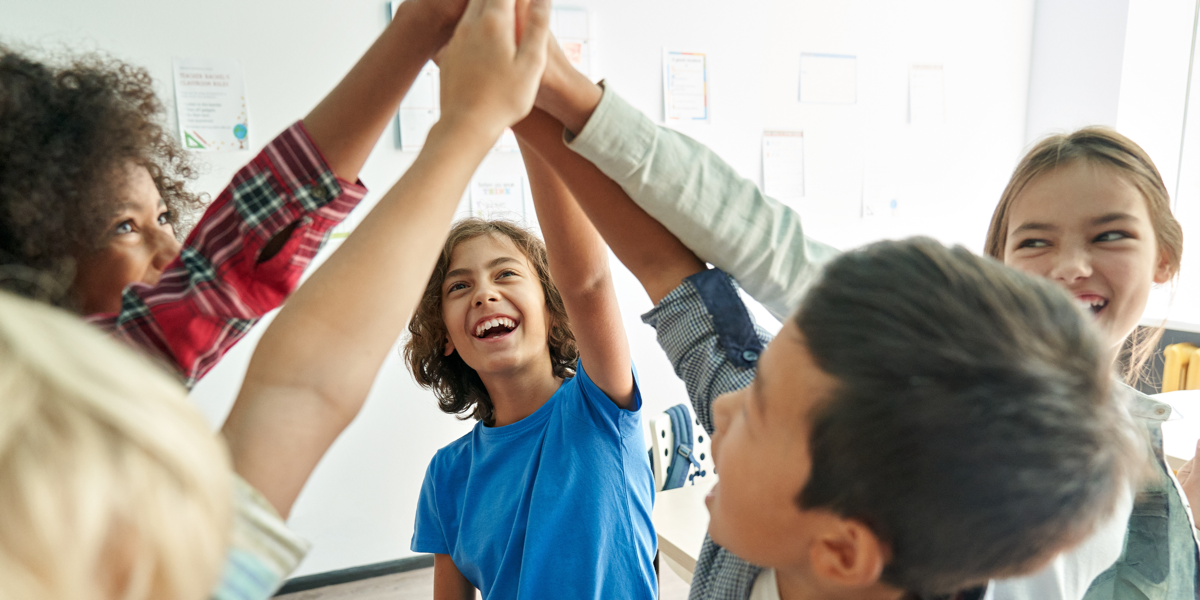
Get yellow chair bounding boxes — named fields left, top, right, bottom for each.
left=1163, top=343, right=1197, bottom=393
left=1187, top=347, right=1200, bottom=391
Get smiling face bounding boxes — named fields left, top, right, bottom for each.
left=1003, top=160, right=1170, bottom=352
left=441, top=234, right=553, bottom=378
left=72, top=164, right=181, bottom=315
left=706, top=320, right=849, bottom=569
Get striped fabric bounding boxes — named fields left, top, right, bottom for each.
left=87, top=121, right=367, bottom=388
left=642, top=269, right=986, bottom=600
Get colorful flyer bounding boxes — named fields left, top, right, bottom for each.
left=172, top=58, right=249, bottom=151
left=663, top=50, right=709, bottom=122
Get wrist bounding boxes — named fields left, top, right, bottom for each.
left=393, top=1, right=457, bottom=51
left=430, top=113, right=505, bottom=151
left=538, top=68, right=602, bottom=137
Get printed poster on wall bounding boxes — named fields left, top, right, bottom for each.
left=762, top=130, right=805, bottom=200
left=663, top=50, right=709, bottom=122
left=172, top=58, right=249, bottom=151
left=799, top=53, right=856, bottom=104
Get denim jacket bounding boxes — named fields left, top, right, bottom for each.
left=1080, top=389, right=1199, bottom=600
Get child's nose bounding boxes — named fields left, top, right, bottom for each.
left=149, top=227, right=182, bottom=272
left=1049, top=246, right=1093, bottom=283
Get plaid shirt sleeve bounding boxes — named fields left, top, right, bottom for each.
left=87, top=121, right=367, bottom=388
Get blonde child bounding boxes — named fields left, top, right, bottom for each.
left=0, top=290, right=232, bottom=600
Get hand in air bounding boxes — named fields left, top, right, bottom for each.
left=407, top=0, right=471, bottom=33
left=437, top=0, right=551, bottom=139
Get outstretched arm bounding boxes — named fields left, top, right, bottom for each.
left=532, top=40, right=837, bottom=321
left=513, top=109, right=704, bottom=305
left=517, top=140, right=632, bottom=407
left=222, top=0, right=551, bottom=518
left=302, top=0, right=465, bottom=182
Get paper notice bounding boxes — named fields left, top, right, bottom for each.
left=172, top=58, right=249, bottom=151
left=663, top=50, right=709, bottom=122
left=762, top=131, right=805, bottom=200
left=799, top=53, right=856, bottom=104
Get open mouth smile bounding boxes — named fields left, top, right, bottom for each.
left=473, top=315, right=519, bottom=340
left=1075, top=295, right=1109, bottom=316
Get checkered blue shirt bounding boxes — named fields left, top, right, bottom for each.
left=642, top=269, right=773, bottom=600
left=642, top=269, right=985, bottom=600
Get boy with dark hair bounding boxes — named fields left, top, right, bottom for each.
left=510, top=109, right=1145, bottom=599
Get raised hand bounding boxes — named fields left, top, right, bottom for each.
left=405, top=0, right=472, bottom=37
left=437, top=0, right=551, bottom=142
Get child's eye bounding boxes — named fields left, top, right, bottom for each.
left=114, top=220, right=134, bottom=235
left=1095, top=231, right=1130, bottom=243
left=447, top=282, right=468, bottom=293
left=497, top=270, right=517, bottom=279
left=158, top=211, right=172, bottom=226
left=1015, top=238, right=1049, bottom=249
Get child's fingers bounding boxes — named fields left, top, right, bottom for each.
left=515, top=0, right=551, bottom=73
left=478, top=0, right=518, bottom=23
left=461, top=0, right=492, bottom=23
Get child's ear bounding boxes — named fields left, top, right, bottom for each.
left=809, top=518, right=888, bottom=589
left=444, top=337, right=456, bottom=356
left=1153, top=249, right=1174, bottom=285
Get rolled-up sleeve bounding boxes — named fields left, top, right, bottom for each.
left=641, top=269, right=773, bottom=435
left=569, top=85, right=839, bottom=322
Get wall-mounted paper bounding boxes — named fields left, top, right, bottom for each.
left=762, top=130, right=805, bottom=200
left=799, top=53, right=856, bottom=104
left=908, top=64, right=945, bottom=125
left=172, top=58, right=248, bottom=151
left=471, top=172, right=526, bottom=224
left=551, top=7, right=591, bottom=77
left=663, top=50, right=709, bottom=122
left=398, top=61, right=440, bottom=151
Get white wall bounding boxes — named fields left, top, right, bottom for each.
left=0, top=0, right=1039, bottom=576
left=1024, top=0, right=1129, bottom=142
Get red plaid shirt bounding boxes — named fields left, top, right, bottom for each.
left=88, top=122, right=367, bottom=388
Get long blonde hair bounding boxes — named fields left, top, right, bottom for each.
left=984, top=127, right=1183, bottom=384
left=0, top=291, right=231, bottom=600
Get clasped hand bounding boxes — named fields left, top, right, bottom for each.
left=437, top=0, right=551, bottom=140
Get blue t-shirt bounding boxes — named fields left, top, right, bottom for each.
left=411, top=361, right=657, bottom=600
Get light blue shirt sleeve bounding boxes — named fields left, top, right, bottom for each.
left=566, top=84, right=841, bottom=322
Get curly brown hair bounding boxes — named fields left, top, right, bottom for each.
left=0, top=45, right=204, bottom=309
left=404, top=219, right=578, bottom=426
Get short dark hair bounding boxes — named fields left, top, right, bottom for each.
left=795, top=237, right=1144, bottom=595
left=0, top=46, right=203, bottom=308
left=403, top=219, right=577, bottom=426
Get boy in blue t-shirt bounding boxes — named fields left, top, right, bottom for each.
left=403, top=148, right=656, bottom=596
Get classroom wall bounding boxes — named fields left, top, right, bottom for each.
left=1, top=0, right=1041, bottom=576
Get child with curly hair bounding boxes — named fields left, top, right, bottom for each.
left=0, top=0, right=506, bottom=597
left=0, top=0, right=553, bottom=597
left=402, top=119, right=656, bottom=600
left=0, top=0, right=470, bottom=389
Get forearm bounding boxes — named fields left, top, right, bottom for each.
left=303, top=0, right=453, bottom=181
left=566, top=87, right=839, bottom=321
left=516, top=128, right=634, bottom=407
left=223, top=119, right=496, bottom=516
left=513, top=109, right=704, bottom=305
